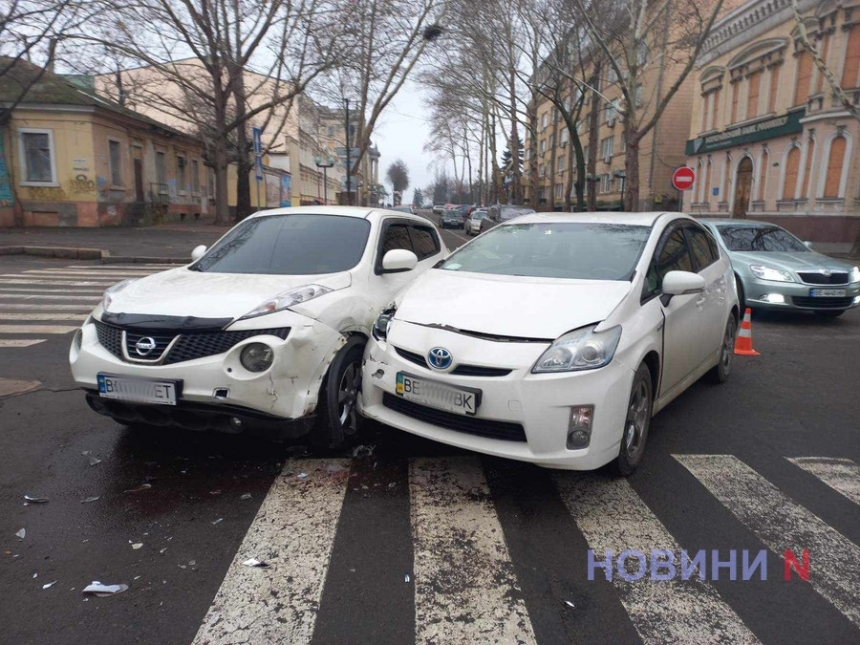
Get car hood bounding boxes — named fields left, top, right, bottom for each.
left=102, top=268, right=352, bottom=319
left=728, top=250, right=855, bottom=274
left=394, top=270, right=631, bottom=340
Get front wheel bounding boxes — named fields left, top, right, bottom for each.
left=612, top=363, right=653, bottom=477
left=312, top=338, right=365, bottom=449
left=707, top=314, right=737, bottom=384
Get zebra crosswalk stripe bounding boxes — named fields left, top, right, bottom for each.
left=1, top=304, right=94, bottom=311
left=0, top=324, right=79, bottom=334
left=191, top=459, right=350, bottom=645
left=0, top=339, right=46, bottom=348
left=0, top=294, right=101, bottom=301
left=674, top=454, right=860, bottom=629
left=787, top=457, right=860, bottom=506
left=410, top=456, right=537, bottom=644
left=0, top=313, right=87, bottom=321
left=553, top=472, right=759, bottom=644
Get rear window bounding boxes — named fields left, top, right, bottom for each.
left=193, top=214, right=370, bottom=275
left=716, top=225, right=808, bottom=252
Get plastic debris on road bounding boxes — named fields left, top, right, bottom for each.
left=242, top=558, right=270, bottom=568
left=42, top=581, right=57, bottom=590
left=159, top=548, right=167, bottom=555
left=564, top=600, right=576, bottom=608
left=404, top=574, right=411, bottom=583
left=211, top=518, right=223, bottom=525
left=131, top=543, right=143, bottom=550
left=82, top=451, right=102, bottom=466
left=23, top=495, right=49, bottom=504
left=240, top=493, right=252, bottom=500
left=81, top=496, right=100, bottom=504
left=15, top=529, right=25, bottom=540
left=124, top=483, right=152, bottom=493
left=297, top=473, right=308, bottom=479
left=209, top=490, right=221, bottom=496
left=82, top=581, right=129, bottom=597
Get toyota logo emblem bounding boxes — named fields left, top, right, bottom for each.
left=427, top=347, right=453, bottom=370
left=135, top=337, right=157, bottom=356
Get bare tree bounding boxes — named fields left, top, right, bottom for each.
left=572, top=0, right=725, bottom=211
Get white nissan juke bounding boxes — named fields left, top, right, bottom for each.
left=360, top=212, right=739, bottom=475
left=69, top=206, right=447, bottom=447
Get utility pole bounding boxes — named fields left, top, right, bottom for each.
left=344, top=98, right=351, bottom=205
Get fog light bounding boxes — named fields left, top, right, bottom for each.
left=761, top=293, right=785, bottom=304
left=568, top=429, right=591, bottom=448
left=567, top=405, right=594, bottom=449
left=240, top=342, right=274, bottom=372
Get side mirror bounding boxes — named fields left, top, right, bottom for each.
left=662, top=270, right=706, bottom=296
left=191, top=245, right=208, bottom=261
left=804, top=241, right=813, bottom=250
left=381, top=249, right=418, bottom=273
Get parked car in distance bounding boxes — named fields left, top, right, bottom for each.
left=480, top=205, right=536, bottom=234
left=432, top=204, right=445, bottom=215
left=700, top=219, right=860, bottom=318
left=465, top=208, right=488, bottom=236
left=361, top=212, right=739, bottom=475
left=70, top=206, right=447, bottom=449
left=440, top=208, right=465, bottom=229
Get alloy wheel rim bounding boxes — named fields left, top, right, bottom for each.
left=625, top=381, right=649, bottom=456
left=337, top=361, right=361, bottom=431
left=721, top=319, right=736, bottom=371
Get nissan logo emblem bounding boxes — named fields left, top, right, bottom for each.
left=135, top=337, right=157, bottom=356
left=427, top=347, right=453, bottom=370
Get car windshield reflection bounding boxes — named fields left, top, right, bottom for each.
left=717, top=225, right=809, bottom=253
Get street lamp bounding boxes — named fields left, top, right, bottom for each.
left=315, top=156, right=335, bottom=205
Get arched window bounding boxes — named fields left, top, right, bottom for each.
left=843, top=25, right=860, bottom=89
left=823, top=136, right=846, bottom=198
left=801, top=139, right=816, bottom=198
left=758, top=150, right=769, bottom=201
left=747, top=70, right=761, bottom=118
left=783, top=146, right=801, bottom=200
left=795, top=50, right=813, bottom=105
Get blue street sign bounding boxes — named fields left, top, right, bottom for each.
left=252, top=127, right=262, bottom=155
left=254, top=155, right=263, bottom=181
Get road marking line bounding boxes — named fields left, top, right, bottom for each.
left=553, top=472, right=759, bottom=645
left=0, top=279, right=116, bottom=286
left=0, top=339, right=46, bottom=348
left=0, top=287, right=105, bottom=293
left=0, top=324, right=78, bottom=334
left=0, top=378, right=41, bottom=396
left=192, top=459, right=350, bottom=645
left=0, top=295, right=101, bottom=301
left=23, top=270, right=155, bottom=278
left=675, top=454, right=860, bottom=629
left=0, top=304, right=94, bottom=311
left=787, top=457, right=860, bottom=506
left=410, top=457, right=537, bottom=644
left=66, top=264, right=178, bottom=270
left=0, top=313, right=87, bottom=321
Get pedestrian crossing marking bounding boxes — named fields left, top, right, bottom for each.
left=0, top=313, right=87, bottom=321
left=410, top=457, right=537, bottom=644
left=0, top=294, right=101, bottom=301
left=1, top=304, right=94, bottom=311
left=0, top=279, right=116, bottom=286
left=0, top=325, right=79, bottom=334
left=0, top=339, right=46, bottom=348
left=787, top=457, right=860, bottom=506
left=674, top=454, right=860, bottom=629
left=192, top=460, right=350, bottom=645
left=553, top=472, right=759, bottom=644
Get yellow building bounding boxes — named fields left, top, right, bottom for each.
left=0, top=59, right=208, bottom=227
left=686, top=0, right=860, bottom=244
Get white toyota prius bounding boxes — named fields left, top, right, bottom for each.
left=69, top=206, right=447, bottom=447
left=361, top=212, right=739, bottom=475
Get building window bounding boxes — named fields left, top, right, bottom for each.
left=327, top=126, right=334, bottom=136
left=843, top=25, right=860, bottom=89
left=555, top=183, right=563, bottom=200
left=557, top=155, right=565, bottom=173
left=155, top=151, right=167, bottom=188
left=605, top=100, right=618, bottom=124
left=823, top=136, right=847, bottom=198
left=768, top=66, right=780, bottom=113
left=177, top=155, right=187, bottom=192
left=191, top=159, right=200, bottom=193
left=758, top=150, right=768, bottom=201
left=599, top=173, right=613, bottom=193
left=540, top=140, right=546, bottom=154
left=801, top=138, right=815, bottom=198
left=109, top=140, right=123, bottom=186
left=541, top=113, right=548, bottom=129
left=747, top=70, right=761, bottom=119
left=782, top=146, right=801, bottom=200
left=19, top=129, right=57, bottom=184
left=550, top=134, right=556, bottom=149
left=601, top=136, right=614, bottom=161
left=730, top=82, right=740, bottom=124
left=794, top=50, right=812, bottom=105
left=539, top=164, right=546, bottom=178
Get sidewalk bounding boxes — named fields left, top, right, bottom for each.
left=0, top=218, right=232, bottom=262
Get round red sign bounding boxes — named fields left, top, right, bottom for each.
left=672, top=166, right=696, bottom=191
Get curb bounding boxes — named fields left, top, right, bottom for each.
left=0, top=246, right=187, bottom=264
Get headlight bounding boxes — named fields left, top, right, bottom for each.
left=241, top=285, right=333, bottom=319
left=749, top=264, right=795, bottom=282
left=850, top=266, right=860, bottom=283
left=372, top=305, right=396, bottom=341
left=102, top=279, right=138, bottom=311
left=240, top=343, right=274, bottom=372
left=532, top=325, right=622, bottom=373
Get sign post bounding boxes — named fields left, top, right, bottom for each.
left=252, top=127, right=263, bottom=212
left=672, top=166, right=696, bottom=213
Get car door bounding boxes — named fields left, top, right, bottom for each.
left=642, top=223, right=710, bottom=396
left=683, top=223, right=728, bottom=356
left=370, top=218, right=441, bottom=311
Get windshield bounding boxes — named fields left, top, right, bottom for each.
left=717, top=225, right=808, bottom=252
left=439, top=222, right=651, bottom=280
left=443, top=210, right=461, bottom=217
left=193, top=214, right=371, bottom=275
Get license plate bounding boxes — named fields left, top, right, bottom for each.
left=810, top=288, right=846, bottom=297
left=97, top=374, right=179, bottom=406
left=396, top=372, right=480, bottom=416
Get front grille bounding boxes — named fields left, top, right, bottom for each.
left=797, top=271, right=849, bottom=285
left=394, top=346, right=513, bottom=377
left=95, top=321, right=123, bottom=359
left=791, top=296, right=854, bottom=309
left=93, top=320, right=290, bottom=364
left=383, top=392, right=526, bottom=442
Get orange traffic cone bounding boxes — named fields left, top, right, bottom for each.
left=734, top=307, right=759, bottom=356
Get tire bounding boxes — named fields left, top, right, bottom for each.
left=735, top=274, right=745, bottom=311
left=707, top=313, right=737, bottom=384
left=311, top=338, right=365, bottom=449
left=814, top=309, right=845, bottom=319
left=612, top=363, right=653, bottom=477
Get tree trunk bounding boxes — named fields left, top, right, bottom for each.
left=623, top=125, right=640, bottom=212
left=489, top=113, right=501, bottom=204
left=587, top=71, right=601, bottom=212
left=213, top=138, right=231, bottom=224
left=528, top=101, right=539, bottom=209
left=508, top=69, right=522, bottom=204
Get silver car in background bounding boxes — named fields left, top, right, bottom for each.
left=700, top=219, right=860, bottom=318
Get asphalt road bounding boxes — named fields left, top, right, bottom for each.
left=1, top=244, right=859, bottom=645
